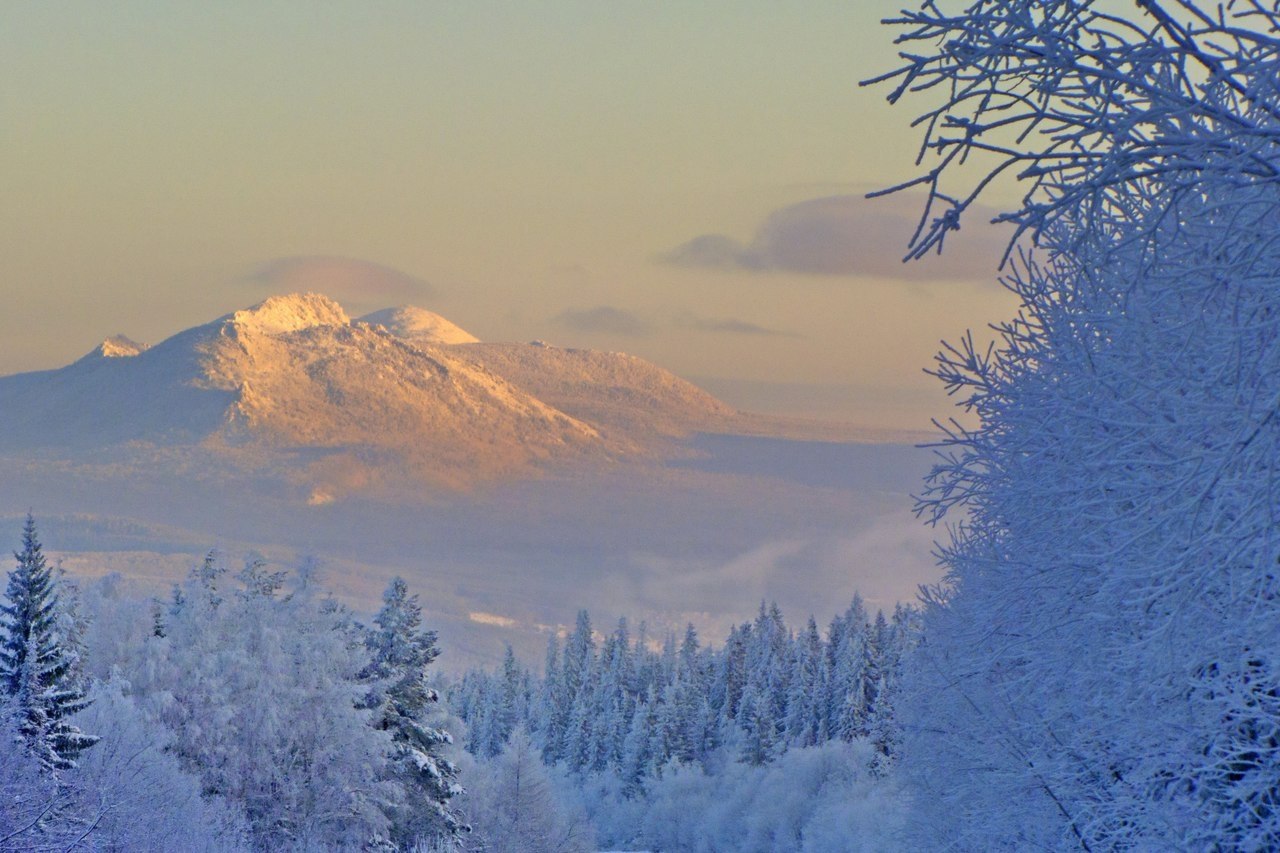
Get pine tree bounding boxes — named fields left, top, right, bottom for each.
left=620, top=689, right=657, bottom=795
left=739, top=602, right=789, bottom=756
left=712, top=623, right=748, bottom=737
left=736, top=681, right=776, bottom=767
left=539, top=633, right=566, bottom=764
left=0, top=515, right=96, bottom=772
left=362, top=576, right=464, bottom=844
left=828, top=602, right=873, bottom=741
left=784, top=617, right=824, bottom=748
left=464, top=727, right=594, bottom=853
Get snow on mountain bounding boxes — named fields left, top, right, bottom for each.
left=87, top=335, right=150, bottom=360
left=357, top=306, right=480, bottom=345
left=449, top=341, right=740, bottom=444
left=225, top=291, right=352, bottom=335
left=0, top=293, right=751, bottom=495
left=354, top=304, right=737, bottom=443
left=196, top=295, right=602, bottom=490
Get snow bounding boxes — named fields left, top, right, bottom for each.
left=0, top=292, right=621, bottom=490
left=95, top=335, right=149, bottom=359
left=358, top=305, right=480, bottom=345
left=452, top=341, right=739, bottom=444
left=223, top=292, right=350, bottom=335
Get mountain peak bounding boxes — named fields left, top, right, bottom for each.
left=227, top=293, right=350, bottom=335
left=93, top=335, right=149, bottom=359
left=358, top=306, right=479, bottom=345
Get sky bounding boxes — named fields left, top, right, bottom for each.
left=1, top=1, right=1019, bottom=431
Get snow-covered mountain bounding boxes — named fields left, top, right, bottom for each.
left=0, top=294, right=935, bottom=667
left=451, top=342, right=737, bottom=444
left=0, top=293, right=746, bottom=493
left=357, top=305, right=480, bottom=345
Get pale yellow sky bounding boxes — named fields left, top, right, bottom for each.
left=1, top=1, right=1018, bottom=430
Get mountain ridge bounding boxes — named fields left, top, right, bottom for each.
left=0, top=293, right=756, bottom=496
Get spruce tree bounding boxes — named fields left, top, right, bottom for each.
left=0, top=515, right=96, bottom=772
left=784, top=617, right=824, bottom=748
left=539, top=634, right=565, bottom=763
left=362, top=576, right=464, bottom=844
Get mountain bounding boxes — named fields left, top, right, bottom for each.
left=450, top=342, right=737, bottom=444
left=0, top=293, right=753, bottom=495
left=0, top=294, right=938, bottom=667
left=357, top=306, right=479, bottom=345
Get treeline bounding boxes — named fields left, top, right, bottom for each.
left=450, top=598, right=919, bottom=785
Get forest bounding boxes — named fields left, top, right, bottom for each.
left=0, top=517, right=910, bottom=851
left=6, top=0, right=1280, bottom=849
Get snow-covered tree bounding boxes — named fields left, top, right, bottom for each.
left=70, top=677, right=249, bottom=851
left=136, top=553, right=394, bottom=850
left=362, top=575, right=465, bottom=846
left=0, top=696, right=83, bottom=847
left=0, top=515, right=96, bottom=772
left=784, top=617, right=825, bottom=748
left=453, top=599, right=913, bottom=785
left=870, top=1, right=1280, bottom=847
left=587, top=738, right=903, bottom=853
left=461, top=727, right=594, bottom=853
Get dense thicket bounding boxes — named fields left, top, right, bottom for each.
left=567, top=737, right=904, bottom=851
left=3, top=522, right=914, bottom=851
left=450, top=599, right=917, bottom=780
left=872, top=1, right=1280, bottom=848
left=449, top=600, right=916, bottom=851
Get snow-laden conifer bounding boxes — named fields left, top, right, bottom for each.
left=451, top=598, right=910, bottom=784
left=461, top=727, right=594, bottom=852
left=362, top=576, right=465, bottom=844
left=0, top=515, right=96, bottom=772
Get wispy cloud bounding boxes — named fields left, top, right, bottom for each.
left=553, top=306, right=652, bottom=337
left=246, top=256, right=435, bottom=305
left=661, top=193, right=1012, bottom=282
left=676, top=314, right=798, bottom=338
left=552, top=306, right=797, bottom=340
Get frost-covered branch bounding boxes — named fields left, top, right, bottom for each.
left=864, top=0, right=1280, bottom=264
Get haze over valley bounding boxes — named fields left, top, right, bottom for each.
left=0, top=292, right=935, bottom=667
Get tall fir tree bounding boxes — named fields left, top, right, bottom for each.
left=0, top=515, right=96, bottom=772
left=539, top=634, right=565, bottom=764
left=362, top=576, right=465, bottom=844
left=784, top=617, right=825, bottom=748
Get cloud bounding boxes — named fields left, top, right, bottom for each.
left=661, top=194, right=1013, bottom=281
left=664, top=234, right=766, bottom=271
left=246, top=256, right=435, bottom=305
left=551, top=306, right=794, bottom=340
left=676, top=314, right=797, bottom=337
left=553, top=305, right=652, bottom=337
